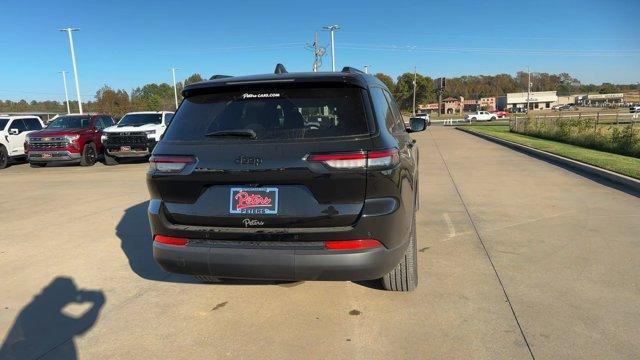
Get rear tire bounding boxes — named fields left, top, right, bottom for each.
left=0, top=146, right=8, bottom=169
left=104, top=153, right=119, bottom=166
left=80, top=143, right=97, bottom=166
left=381, top=215, right=418, bottom=291
left=195, top=275, right=222, bottom=283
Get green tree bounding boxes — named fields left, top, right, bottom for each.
left=131, top=83, right=176, bottom=111
left=374, top=73, right=395, bottom=93
left=184, top=73, right=204, bottom=86
left=393, top=72, right=435, bottom=111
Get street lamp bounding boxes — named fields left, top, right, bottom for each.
left=59, top=70, right=70, bottom=114
left=170, top=68, right=180, bottom=109
left=60, top=28, right=82, bottom=114
left=322, top=25, right=340, bottom=71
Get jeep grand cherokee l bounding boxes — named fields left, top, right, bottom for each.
left=147, top=66, right=427, bottom=291
left=26, top=114, right=114, bottom=167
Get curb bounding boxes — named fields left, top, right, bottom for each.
left=456, top=126, right=640, bottom=195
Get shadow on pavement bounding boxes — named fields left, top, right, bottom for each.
left=0, top=277, right=105, bottom=360
left=116, top=201, right=197, bottom=283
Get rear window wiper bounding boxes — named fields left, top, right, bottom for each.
left=205, top=129, right=257, bottom=139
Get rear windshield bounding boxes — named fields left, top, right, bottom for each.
left=118, top=113, right=162, bottom=126
left=163, top=86, right=369, bottom=141
left=47, top=116, right=91, bottom=129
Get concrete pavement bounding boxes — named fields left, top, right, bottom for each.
left=0, top=126, right=638, bottom=359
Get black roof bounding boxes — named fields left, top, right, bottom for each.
left=182, top=67, right=385, bottom=97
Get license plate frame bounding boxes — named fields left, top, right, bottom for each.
left=120, top=146, right=131, bottom=152
left=229, top=187, right=279, bottom=215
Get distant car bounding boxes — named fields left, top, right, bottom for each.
left=629, top=106, right=640, bottom=113
left=492, top=111, right=508, bottom=118
left=465, top=111, right=497, bottom=122
left=507, top=107, right=527, bottom=114
left=558, top=104, right=577, bottom=111
left=0, top=116, right=45, bottom=169
left=414, top=112, right=430, bottom=126
left=25, top=114, right=115, bottom=167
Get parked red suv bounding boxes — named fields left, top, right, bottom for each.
left=25, top=114, right=115, bottom=167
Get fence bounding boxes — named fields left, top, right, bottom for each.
left=509, top=112, right=640, bottom=158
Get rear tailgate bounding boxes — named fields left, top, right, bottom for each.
left=149, top=83, right=375, bottom=229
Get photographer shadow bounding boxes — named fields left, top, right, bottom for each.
left=0, top=277, right=105, bottom=360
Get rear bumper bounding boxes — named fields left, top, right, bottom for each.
left=28, top=150, right=81, bottom=163
left=148, top=198, right=411, bottom=281
left=153, top=239, right=406, bottom=281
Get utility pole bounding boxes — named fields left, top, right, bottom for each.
left=323, top=25, right=340, bottom=71
left=170, top=67, right=180, bottom=109
left=412, top=66, right=417, bottom=116
left=60, top=28, right=82, bottom=114
left=527, top=67, right=531, bottom=112
left=306, top=32, right=326, bottom=72
left=363, top=65, right=371, bottom=74
left=59, top=71, right=70, bottom=114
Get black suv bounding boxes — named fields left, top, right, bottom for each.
left=147, top=65, right=427, bottom=291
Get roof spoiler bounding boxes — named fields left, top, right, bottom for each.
left=341, top=66, right=366, bottom=74
left=274, top=63, right=288, bottom=74
left=209, top=74, right=233, bottom=80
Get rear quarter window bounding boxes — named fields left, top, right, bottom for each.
left=164, top=86, right=369, bottom=141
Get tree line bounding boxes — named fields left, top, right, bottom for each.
left=1, top=71, right=637, bottom=116
left=375, top=71, right=638, bottom=111
left=0, top=73, right=204, bottom=118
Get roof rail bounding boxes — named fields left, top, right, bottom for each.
left=209, top=74, right=233, bottom=80
left=274, top=63, right=288, bottom=74
left=341, top=66, right=366, bottom=74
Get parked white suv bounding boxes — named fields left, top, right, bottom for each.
left=101, top=111, right=174, bottom=165
left=465, top=111, right=497, bottom=122
left=0, top=116, right=45, bottom=169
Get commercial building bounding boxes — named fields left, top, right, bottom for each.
left=579, top=93, right=624, bottom=106
left=497, top=91, right=558, bottom=111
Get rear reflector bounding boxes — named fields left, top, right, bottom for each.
left=149, top=155, right=196, bottom=173
left=154, top=235, right=188, bottom=246
left=324, top=239, right=382, bottom=251
left=306, top=149, right=398, bottom=169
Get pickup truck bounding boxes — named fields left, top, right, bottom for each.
left=25, top=114, right=115, bottom=167
left=465, top=111, right=497, bottom=122
left=0, top=116, right=45, bottom=169
left=101, top=111, right=174, bottom=165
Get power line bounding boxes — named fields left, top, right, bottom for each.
left=338, top=43, right=640, bottom=57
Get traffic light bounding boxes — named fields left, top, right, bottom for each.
left=441, top=77, right=446, bottom=89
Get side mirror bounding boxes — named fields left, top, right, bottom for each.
left=8, top=128, right=19, bottom=135
left=408, top=117, right=427, bottom=132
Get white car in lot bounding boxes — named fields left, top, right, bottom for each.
left=0, top=115, right=45, bottom=169
left=465, top=111, right=497, bottom=122
left=101, top=111, right=174, bottom=165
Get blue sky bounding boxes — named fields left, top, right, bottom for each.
left=1, top=0, right=639, bottom=101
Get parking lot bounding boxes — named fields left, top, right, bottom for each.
left=1, top=126, right=638, bottom=359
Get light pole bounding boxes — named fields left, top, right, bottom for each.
left=412, top=66, right=417, bottom=116
left=363, top=65, right=371, bottom=74
left=323, top=25, right=340, bottom=71
left=60, top=28, right=82, bottom=114
left=59, top=70, right=70, bottom=114
left=170, top=68, right=180, bottom=109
